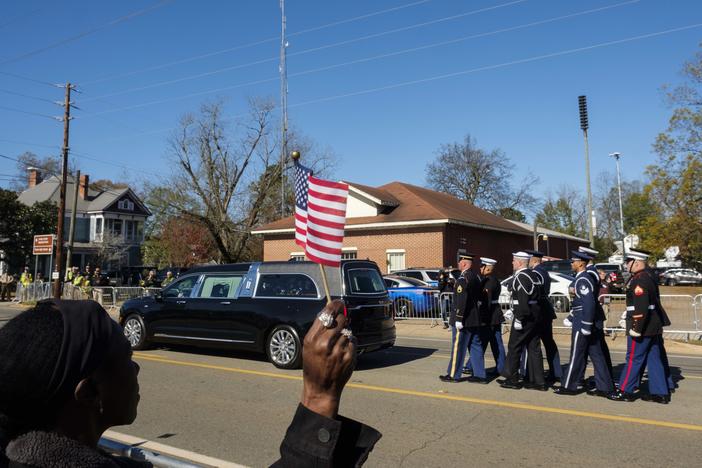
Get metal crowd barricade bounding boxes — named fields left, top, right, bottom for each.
left=13, top=282, right=52, bottom=303
left=391, top=290, right=442, bottom=322
left=113, top=287, right=148, bottom=304
left=694, top=294, right=702, bottom=331
left=92, top=287, right=116, bottom=309
left=98, top=437, right=201, bottom=468
left=142, top=287, right=162, bottom=297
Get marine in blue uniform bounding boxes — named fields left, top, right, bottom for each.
left=499, top=252, right=546, bottom=390
left=616, top=249, right=672, bottom=404
left=555, top=251, right=617, bottom=398
left=439, top=253, right=481, bottom=383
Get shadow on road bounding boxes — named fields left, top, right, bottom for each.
left=355, top=345, right=438, bottom=371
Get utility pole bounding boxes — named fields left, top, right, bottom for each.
left=578, top=95, right=595, bottom=248
left=66, top=169, right=80, bottom=273
left=53, top=82, right=75, bottom=299
left=279, top=0, right=289, bottom=217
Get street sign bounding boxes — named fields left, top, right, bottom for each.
left=33, top=234, right=54, bottom=255
left=51, top=271, right=60, bottom=280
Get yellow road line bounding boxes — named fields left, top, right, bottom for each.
left=135, top=354, right=702, bottom=433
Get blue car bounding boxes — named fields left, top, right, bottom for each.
left=383, top=275, right=439, bottom=318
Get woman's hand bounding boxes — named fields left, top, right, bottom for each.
left=301, top=300, right=357, bottom=419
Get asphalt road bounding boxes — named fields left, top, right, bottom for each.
left=3, top=304, right=702, bottom=467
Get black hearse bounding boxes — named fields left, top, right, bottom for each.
left=119, top=260, right=396, bottom=368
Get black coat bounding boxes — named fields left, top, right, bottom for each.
left=625, top=269, right=671, bottom=336
left=532, top=265, right=556, bottom=320
left=480, top=274, right=503, bottom=326
left=510, top=269, right=541, bottom=321
left=2, top=404, right=381, bottom=468
left=452, top=269, right=481, bottom=327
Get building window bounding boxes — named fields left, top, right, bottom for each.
left=386, top=249, right=406, bottom=273
left=125, top=220, right=137, bottom=242
left=118, top=199, right=134, bottom=211
left=106, top=219, right=122, bottom=238
left=94, top=218, right=103, bottom=242
left=341, top=247, right=358, bottom=260
left=290, top=252, right=305, bottom=262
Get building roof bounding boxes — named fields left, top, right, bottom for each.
left=504, top=219, right=589, bottom=243
left=253, top=181, right=531, bottom=235
left=17, top=175, right=151, bottom=216
left=344, top=181, right=400, bottom=206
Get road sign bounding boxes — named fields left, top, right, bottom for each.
left=51, top=271, right=60, bottom=280
left=33, top=234, right=54, bottom=255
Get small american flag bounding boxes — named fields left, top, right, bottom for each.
left=294, top=160, right=349, bottom=267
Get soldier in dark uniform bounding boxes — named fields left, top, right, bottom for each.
left=555, top=251, right=617, bottom=398
left=439, top=253, right=480, bottom=383
left=437, top=268, right=455, bottom=329
left=616, top=249, right=672, bottom=403
left=518, top=250, right=562, bottom=384
left=498, top=252, right=545, bottom=390
left=477, top=257, right=505, bottom=375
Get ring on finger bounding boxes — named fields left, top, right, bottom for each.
left=318, top=311, right=335, bottom=328
left=341, top=328, right=353, bottom=338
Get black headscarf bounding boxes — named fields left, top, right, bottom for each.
left=0, top=300, right=116, bottom=451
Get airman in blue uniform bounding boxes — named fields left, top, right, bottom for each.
left=555, top=251, right=617, bottom=398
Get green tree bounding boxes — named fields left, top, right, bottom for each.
left=639, top=45, right=702, bottom=265
left=535, top=186, right=587, bottom=238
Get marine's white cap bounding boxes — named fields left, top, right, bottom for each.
left=512, top=251, right=532, bottom=260
left=625, top=249, right=650, bottom=261
left=480, top=257, right=497, bottom=266
left=578, top=246, right=599, bottom=256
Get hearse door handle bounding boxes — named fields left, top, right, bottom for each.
left=176, top=300, right=187, bottom=304
left=220, top=301, right=231, bottom=305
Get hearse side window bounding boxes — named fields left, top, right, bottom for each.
left=255, top=274, right=318, bottom=298
left=162, top=276, right=198, bottom=298
left=348, top=269, right=386, bottom=294
left=198, top=275, right=243, bottom=298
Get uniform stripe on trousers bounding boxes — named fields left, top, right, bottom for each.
left=565, top=331, right=580, bottom=389
left=621, top=338, right=637, bottom=390
left=450, top=330, right=461, bottom=377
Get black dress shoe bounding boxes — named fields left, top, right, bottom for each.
left=586, top=388, right=613, bottom=398
left=553, top=387, right=580, bottom=396
left=439, top=374, right=461, bottom=383
left=607, top=391, right=637, bottom=402
left=524, top=382, right=548, bottom=391
left=641, top=394, right=670, bottom=404
left=498, top=379, right=523, bottom=390
left=462, top=368, right=473, bottom=376
left=466, top=376, right=489, bottom=384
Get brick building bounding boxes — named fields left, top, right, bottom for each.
left=251, top=181, right=588, bottom=278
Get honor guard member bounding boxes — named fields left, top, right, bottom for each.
left=616, top=249, right=672, bottom=404
left=555, top=251, right=617, bottom=398
left=525, top=250, right=562, bottom=383
left=577, top=246, right=615, bottom=381
left=439, top=253, right=480, bottom=383
left=462, top=257, right=497, bottom=382
left=477, top=257, right=505, bottom=375
left=499, top=252, right=546, bottom=390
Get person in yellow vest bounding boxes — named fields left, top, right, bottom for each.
left=161, top=270, right=175, bottom=288
left=72, top=271, right=85, bottom=287
left=80, top=275, right=92, bottom=297
left=19, top=267, right=32, bottom=287
left=65, top=266, right=78, bottom=283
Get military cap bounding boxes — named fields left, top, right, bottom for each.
left=458, top=252, right=475, bottom=261
left=578, top=246, right=599, bottom=256
left=479, top=257, right=497, bottom=265
left=524, top=249, right=545, bottom=258
left=512, top=251, right=532, bottom=260
left=625, top=248, right=651, bottom=261
left=571, top=250, right=593, bottom=262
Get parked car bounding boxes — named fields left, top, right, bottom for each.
left=594, top=263, right=626, bottom=293
left=392, top=268, right=441, bottom=287
left=540, top=260, right=574, bottom=277
left=119, top=260, right=396, bottom=369
left=499, top=271, right=574, bottom=313
left=383, top=275, right=437, bottom=317
left=659, top=268, right=702, bottom=286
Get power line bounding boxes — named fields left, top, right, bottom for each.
left=0, top=71, right=60, bottom=88
left=98, top=21, right=702, bottom=143
left=0, top=88, right=59, bottom=104
left=79, top=0, right=639, bottom=118
left=78, top=0, right=434, bottom=86
left=0, top=105, right=58, bottom=120
left=0, top=0, right=173, bottom=66
left=81, top=0, right=526, bottom=101
left=0, top=139, right=60, bottom=150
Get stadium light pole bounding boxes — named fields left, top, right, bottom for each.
left=610, top=151, right=626, bottom=260
left=578, top=95, right=595, bottom=248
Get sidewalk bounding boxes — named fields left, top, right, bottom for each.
left=394, top=320, right=702, bottom=355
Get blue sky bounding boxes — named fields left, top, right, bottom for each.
left=1, top=0, right=701, bottom=207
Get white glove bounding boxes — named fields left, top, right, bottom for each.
left=581, top=328, right=591, bottom=336
left=513, top=319, right=523, bottom=331
left=455, top=322, right=464, bottom=331
left=629, top=328, right=641, bottom=337
left=618, top=319, right=626, bottom=329
left=620, top=311, right=627, bottom=320
left=563, top=317, right=572, bottom=328
left=503, top=310, right=514, bottom=322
